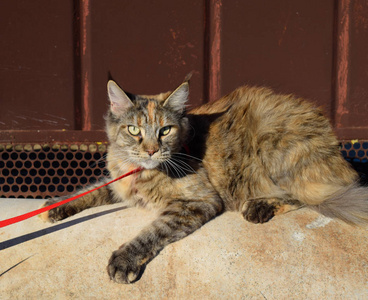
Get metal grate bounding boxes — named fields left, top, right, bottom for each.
left=340, top=141, right=368, bottom=184
left=0, top=143, right=108, bottom=199
left=340, top=140, right=368, bottom=162
left=0, top=141, right=368, bottom=199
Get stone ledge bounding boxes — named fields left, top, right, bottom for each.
left=1, top=198, right=367, bottom=299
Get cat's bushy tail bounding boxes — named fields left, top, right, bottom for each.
left=311, top=183, right=368, bottom=226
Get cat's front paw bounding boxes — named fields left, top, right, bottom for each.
left=39, top=199, right=69, bottom=223
left=107, top=244, right=147, bottom=284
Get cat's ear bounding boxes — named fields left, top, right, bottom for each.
left=163, top=82, right=189, bottom=115
left=107, top=80, right=134, bottom=115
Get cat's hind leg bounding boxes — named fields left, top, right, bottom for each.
left=242, top=198, right=301, bottom=224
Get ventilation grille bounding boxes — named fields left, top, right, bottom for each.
left=0, top=143, right=108, bottom=199
left=340, top=141, right=368, bottom=162
left=0, top=141, right=367, bottom=199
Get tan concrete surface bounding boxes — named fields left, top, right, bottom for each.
left=1, top=198, right=367, bottom=299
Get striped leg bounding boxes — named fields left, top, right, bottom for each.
left=107, top=198, right=223, bottom=284
left=39, top=182, right=115, bottom=223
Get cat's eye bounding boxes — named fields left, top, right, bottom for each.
left=128, top=125, right=141, bottom=136
left=160, top=126, right=171, bottom=136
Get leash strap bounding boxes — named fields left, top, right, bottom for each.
left=0, top=167, right=143, bottom=228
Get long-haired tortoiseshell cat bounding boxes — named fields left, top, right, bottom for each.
left=41, top=75, right=368, bottom=283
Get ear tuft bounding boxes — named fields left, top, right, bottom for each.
left=107, top=80, right=134, bottom=115
left=163, top=82, right=189, bottom=115
left=184, top=71, right=193, bottom=82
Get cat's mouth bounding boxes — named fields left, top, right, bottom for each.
left=133, top=151, right=171, bottom=170
left=138, top=158, right=161, bottom=170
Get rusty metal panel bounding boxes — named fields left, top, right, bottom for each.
left=205, top=0, right=222, bottom=102
left=0, top=0, right=368, bottom=144
left=2, top=0, right=368, bottom=199
left=88, top=0, right=206, bottom=130
left=220, top=0, right=335, bottom=116
left=0, top=0, right=76, bottom=131
left=334, top=0, right=368, bottom=139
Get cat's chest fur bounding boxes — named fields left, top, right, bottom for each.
left=109, top=165, right=175, bottom=209
left=109, top=159, right=217, bottom=210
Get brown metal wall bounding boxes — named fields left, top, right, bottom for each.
left=0, top=1, right=75, bottom=132
left=221, top=0, right=335, bottom=114
left=88, top=0, right=206, bottom=129
left=1, top=0, right=368, bottom=199
left=0, top=0, right=367, bottom=141
left=334, top=0, right=368, bottom=139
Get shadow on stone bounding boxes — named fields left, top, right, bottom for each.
left=0, top=206, right=127, bottom=251
left=0, top=254, right=36, bottom=277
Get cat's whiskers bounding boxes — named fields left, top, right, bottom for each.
left=88, top=152, right=109, bottom=169
left=107, top=155, right=135, bottom=176
left=86, top=152, right=122, bottom=178
left=172, top=152, right=203, bottom=162
left=165, top=159, right=191, bottom=178
left=164, top=160, right=185, bottom=178
left=107, top=162, right=128, bottom=176
left=169, top=157, right=198, bottom=175
left=162, top=160, right=178, bottom=177
left=160, top=161, right=170, bottom=177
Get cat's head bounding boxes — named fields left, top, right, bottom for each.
left=106, top=79, right=190, bottom=170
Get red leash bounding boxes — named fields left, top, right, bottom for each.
left=0, top=167, right=143, bottom=228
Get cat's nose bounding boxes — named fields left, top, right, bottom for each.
left=146, top=149, right=158, bottom=157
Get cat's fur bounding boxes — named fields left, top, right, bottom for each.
left=41, top=76, right=368, bottom=284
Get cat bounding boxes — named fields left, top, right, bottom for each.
left=40, top=75, right=368, bottom=284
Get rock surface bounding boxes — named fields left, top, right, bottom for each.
left=1, top=198, right=367, bottom=299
